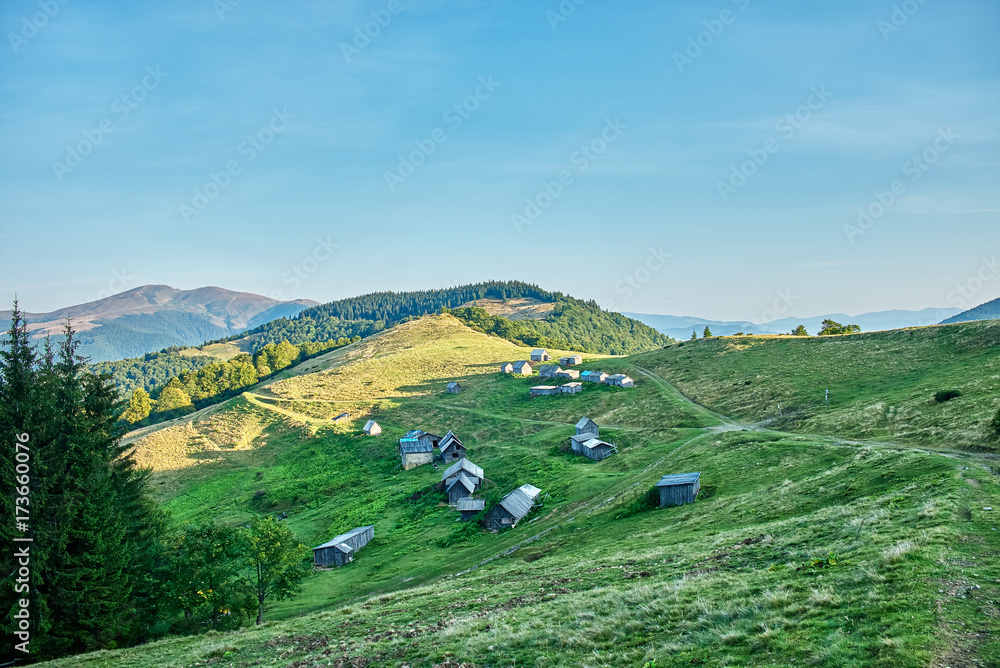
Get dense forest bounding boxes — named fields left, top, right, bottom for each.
left=94, top=282, right=670, bottom=399
left=1, top=307, right=311, bottom=661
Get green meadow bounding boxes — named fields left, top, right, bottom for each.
left=42, top=316, right=1000, bottom=667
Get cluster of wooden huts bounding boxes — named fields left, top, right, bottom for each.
left=569, top=416, right=618, bottom=461
left=501, top=348, right=634, bottom=397
left=397, top=429, right=466, bottom=470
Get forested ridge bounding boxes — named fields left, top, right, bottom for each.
left=94, top=281, right=670, bottom=398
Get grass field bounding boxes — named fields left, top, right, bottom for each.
left=42, top=316, right=1000, bottom=667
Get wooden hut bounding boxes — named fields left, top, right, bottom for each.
left=398, top=430, right=440, bottom=470
left=446, top=382, right=462, bottom=394
left=575, top=417, right=599, bottom=437
left=576, top=437, right=617, bottom=461
left=512, top=361, right=533, bottom=375
left=560, top=382, right=582, bottom=394
left=484, top=484, right=542, bottom=530
left=657, top=472, right=701, bottom=507
left=312, top=525, right=374, bottom=567
left=531, top=349, right=551, bottom=362
left=537, top=365, right=562, bottom=378
left=581, top=371, right=608, bottom=383
left=555, top=369, right=580, bottom=380
left=457, top=498, right=485, bottom=521
left=499, top=362, right=514, bottom=373
left=363, top=420, right=381, bottom=436
left=529, top=386, right=559, bottom=396
left=447, top=472, right=479, bottom=504
left=605, top=374, right=635, bottom=388
left=442, top=458, right=485, bottom=488
left=559, top=354, right=583, bottom=366
left=438, top=431, right=466, bottom=462
left=333, top=412, right=350, bottom=422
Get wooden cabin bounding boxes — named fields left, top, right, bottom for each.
left=499, top=362, right=514, bottom=373
left=363, top=420, right=381, bottom=436
left=555, top=369, right=580, bottom=380
left=446, top=473, right=479, bottom=504
left=559, top=354, right=583, bottom=366
left=312, top=525, right=374, bottom=567
left=605, top=374, right=635, bottom=388
left=575, top=417, right=599, bottom=437
left=581, top=371, right=608, bottom=383
left=574, top=437, right=617, bottom=461
left=398, top=430, right=440, bottom=470
left=442, top=458, right=485, bottom=488
left=333, top=412, right=350, bottom=422
left=560, top=382, right=583, bottom=394
left=537, top=365, right=562, bottom=378
left=438, top=431, right=466, bottom=462
left=457, top=498, right=485, bottom=521
left=657, top=472, right=701, bottom=507
left=446, top=382, right=462, bottom=394
left=529, top=385, right=559, bottom=396
left=531, top=349, right=551, bottom=362
left=484, top=484, right=542, bottom=530
left=512, top=361, right=533, bottom=375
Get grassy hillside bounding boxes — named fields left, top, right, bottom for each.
left=43, top=316, right=1000, bottom=667
left=633, top=321, right=1000, bottom=451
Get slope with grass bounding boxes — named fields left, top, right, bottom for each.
left=42, top=316, right=1000, bottom=668
left=634, top=321, right=1000, bottom=451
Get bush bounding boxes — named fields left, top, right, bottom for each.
left=934, top=390, right=962, bottom=403
left=990, top=409, right=1000, bottom=441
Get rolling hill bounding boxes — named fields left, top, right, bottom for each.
left=43, top=315, right=1000, bottom=668
left=941, top=297, right=1000, bottom=324
left=0, top=285, right=317, bottom=363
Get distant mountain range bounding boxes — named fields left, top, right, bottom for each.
left=625, top=307, right=963, bottom=340
left=1, top=285, right=317, bottom=363
left=940, top=297, right=1000, bottom=325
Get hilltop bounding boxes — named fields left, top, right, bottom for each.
left=44, top=315, right=1000, bottom=667
left=1, top=285, right=316, bottom=363
left=942, top=296, right=1000, bottom=324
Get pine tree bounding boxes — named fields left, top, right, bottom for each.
left=690, top=330, right=697, bottom=340
left=703, top=326, right=712, bottom=338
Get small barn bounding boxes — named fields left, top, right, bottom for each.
left=512, top=361, right=533, bottom=375
left=399, top=430, right=440, bottom=470
left=605, top=374, right=635, bottom=388
left=457, top=497, right=485, bottom=521
left=559, top=354, right=583, bottom=366
left=581, top=371, right=608, bottom=383
left=333, top=412, right=350, bottom=422
left=312, top=525, right=374, bottom=567
left=438, top=431, right=466, bottom=462
left=446, top=382, right=462, bottom=394
left=499, top=362, right=514, bottom=373
left=576, top=437, right=617, bottom=461
left=555, top=369, right=580, bottom=380
left=531, top=349, right=551, bottom=362
left=442, top=458, right=485, bottom=488
left=575, top=417, right=599, bottom=437
left=537, top=365, right=562, bottom=378
left=363, top=420, right=381, bottom=436
left=484, top=484, right=542, bottom=530
left=657, top=472, right=701, bottom=507
left=446, top=472, right=479, bottom=504
left=560, top=382, right=582, bottom=394
left=529, top=385, right=559, bottom=396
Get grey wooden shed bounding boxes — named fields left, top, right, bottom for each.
left=656, top=472, right=701, bottom=507
left=512, top=361, right=533, bottom=375
left=531, top=349, right=551, bottom=362
left=446, top=382, right=462, bottom=394
left=312, top=525, right=374, bottom=567
left=363, top=420, right=381, bottom=436
left=529, top=386, right=559, bottom=396
left=438, top=431, right=466, bottom=462
left=500, top=362, right=514, bottom=373
left=447, top=472, right=478, bottom=504
left=483, top=484, right=542, bottom=530
left=457, top=497, right=485, bottom=521
left=575, top=417, right=599, bottom=436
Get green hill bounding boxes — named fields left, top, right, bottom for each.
left=43, top=316, right=999, bottom=667
left=93, top=281, right=670, bottom=394
left=942, top=297, right=1000, bottom=324
left=632, top=321, right=1000, bottom=451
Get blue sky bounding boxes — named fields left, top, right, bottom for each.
left=0, top=0, right=997, bottom=320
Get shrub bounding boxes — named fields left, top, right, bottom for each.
left=990, top=408, right=1000, bottom=441
left=934, top=390, right=962, bottom=403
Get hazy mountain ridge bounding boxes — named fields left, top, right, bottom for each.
left=627, top=307, right=962, bottom=340
left=1, top=285, right=318, bottom=362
